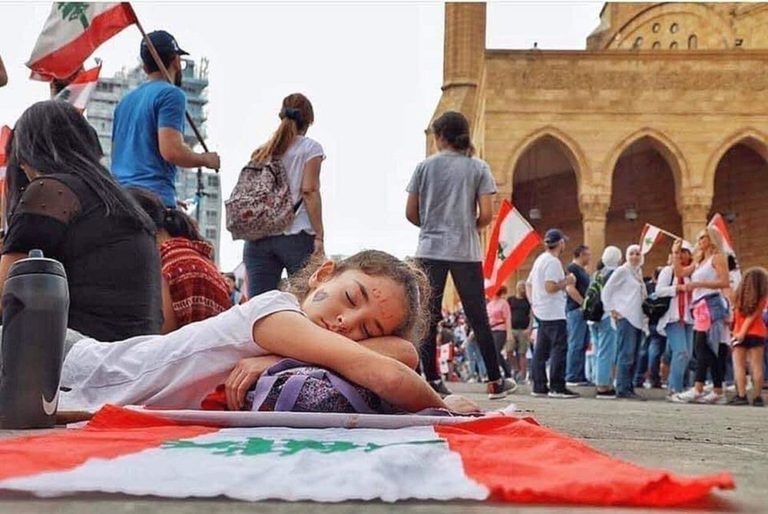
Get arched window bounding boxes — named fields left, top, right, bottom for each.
left=670, top=23, right=679, bottom=34
left=652, top=41, right=661, bottom=49
left=688, top=34, right=698, bottom=49
left=670, top=41, right=679, bottom=49
left=634, top=37, right=643, bottom=48
left=652, top=23, right=661, bottom=33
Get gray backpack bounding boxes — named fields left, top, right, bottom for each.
left=225, top=160, right=302, bottom=241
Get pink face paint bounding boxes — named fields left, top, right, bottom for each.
left=312, top=289, right=329, bottom=303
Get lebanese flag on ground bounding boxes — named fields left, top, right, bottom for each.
left=27, top=3, right=136, bottom=80
left=0, top=405, right=733, bottom=505
left=483, top=200, right=541, bottom=297
left=708, top=213, right=736, bottom=256
left=639, top=223, right=665, bottom=255
left=54, top=64, right=101, bottom=111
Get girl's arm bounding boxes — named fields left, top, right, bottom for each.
left=476, top=194, right=493, bottom=229
left=405, top=193, right=420, bottom=227
left=301, top=156, right=324, bottom=255
left=654, top=266, right=677, bottom=298
left=252, top=311, right=446, bottom=413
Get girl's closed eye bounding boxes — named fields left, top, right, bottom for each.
left=345, top=291, right=356, bottom=307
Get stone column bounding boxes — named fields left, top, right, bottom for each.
left=680, top=193, right=713, bottom=242
left=579, top=192, right=611, bottom=256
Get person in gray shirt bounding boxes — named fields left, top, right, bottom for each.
left=406, top=111, right=516, bottom=400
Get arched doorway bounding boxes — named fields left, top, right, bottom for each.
left=710, top=138, right=768, bottom=269
left=512, top=135, right=583, bottom=277
left=606, top=136, right=683, bottom=274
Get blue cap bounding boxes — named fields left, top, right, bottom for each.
left=140, top=30, right=188, bottom=65
left=544, top=228, right=568, bottom=246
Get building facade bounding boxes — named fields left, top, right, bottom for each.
left=432, top=3, right=768, bottom=286
left=86, top=58, right=222, bottom=261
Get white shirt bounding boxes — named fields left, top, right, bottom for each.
left=655, top=265, right=693, bottom=335
left=602, top=264, right=646, bottom=331
left=526, top=252, right=566, bottom=321
left=281, top=136, right=325, bottom=235
left=60, top=291, right=304, bottom=411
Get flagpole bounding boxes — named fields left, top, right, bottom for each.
left=132, top=14, right=212, bottom=159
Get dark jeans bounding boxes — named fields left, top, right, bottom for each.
left=565, top=308, right=589, bottom=383
left=419, top=259, right=501, bottom=382
left=634, top=335, right=649, bottom=387
left=532, top=319, right=567, bottom=393
left=693, top=331, right=728, bottom=389
left=646, top=331, right=667, bottom=387
left=492, top=330, right=513, bottom=378
left=244, top=232, right=314, bottom=298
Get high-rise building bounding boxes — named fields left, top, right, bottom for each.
left=86, top=57, right=222, bottom=261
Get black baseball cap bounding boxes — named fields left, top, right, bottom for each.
left=544, top=228, right=568, bottom=246
left=140, top=30, right=188, bottom=65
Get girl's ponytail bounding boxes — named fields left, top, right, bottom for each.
left=252, top=93, right=315, bottom=162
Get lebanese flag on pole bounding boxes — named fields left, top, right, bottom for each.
left=27, top=3, right=136, bottom=80
left=708, top=213, right=736, bottom=256
left=639, top=223, right=664, bottom=255
left=483, top=200, right=541, bottom=297
left=0, top=405, right=734, bottom=506
left=54, top=64, right=102, bottom=112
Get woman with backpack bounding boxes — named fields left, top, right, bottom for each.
left=239, top=93, right=325, bottom=297
left=585, top=246, right=622, bottom=399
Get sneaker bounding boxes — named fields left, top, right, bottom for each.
left=429, top=379, right=452, bottom=397
left=548, top=388, right=580, bottom=399
left=753, top=396, right=765, bottom=407
left=616, top=391, right=646, bottom=401
left=530, top=389, right=549, bottom=398
left=566, top=381, right=590, bottom=387
left=728, top=395, right=749, bottom=406
left=698, top=391, right=727, bottom=405
left=670, top=388, right=703, bottom=403
left=725, top=384, right=737, bottom=393
left=596, top=389, right=617, bottom=399
left=487, top=378, right=517, bottom=400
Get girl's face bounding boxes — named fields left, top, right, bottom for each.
left=302, top=263, right=408, bottom=341
left=628, top=248, right=642, bottom=268
left=697, top=233, right=711, bottom=252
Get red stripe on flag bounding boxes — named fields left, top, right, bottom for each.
left=0, top=405, right=215, bottom=481
left=483, top=199, right=512, bottom=279
left=69, top=64, right=102, bottom=85
left=0, top=126, right=11, bottom=167
left=485, top=230, right=540, bottom=297
left=436, top=418, right=734, bottom=507
left=28, top=3, right=136, bottom=79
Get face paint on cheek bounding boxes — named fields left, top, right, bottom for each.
left=371, top=287, right=399, bottom=322
left=312, top=289, right=329, bottom=303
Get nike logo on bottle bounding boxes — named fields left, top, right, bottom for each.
left=42, top=389, right=59, bottom=416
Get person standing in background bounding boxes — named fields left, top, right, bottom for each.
left=507, top=280, right=532, bottom=382
left=487, top=286, right=514, bottom=379
left=565, top=244, right=592, bottom=386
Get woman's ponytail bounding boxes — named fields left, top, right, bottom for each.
left=251, top=93, right=315, bottom=163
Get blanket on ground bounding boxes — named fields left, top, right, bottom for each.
left=0, top=405, right=734, bottom=506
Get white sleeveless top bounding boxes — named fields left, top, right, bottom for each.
left=691, top=256, right=720, bottom=302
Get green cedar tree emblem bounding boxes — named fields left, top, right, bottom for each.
left=57, top=2, right=90, bottom=30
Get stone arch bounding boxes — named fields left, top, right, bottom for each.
left=704, top=128, right=768, bottom=197
left=602, top=128, right=689, bottom=208
left=504, top=126, right=588, bottom=194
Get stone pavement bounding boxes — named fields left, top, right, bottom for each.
left=0, top=382, right=765, bottom=514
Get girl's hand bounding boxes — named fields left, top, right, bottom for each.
left=443, top=394, right=483, bottom=414
left=611, top=310, right=621, bottom=320
left=683, top=282, right=696, bottom=292
left=313, top=238, right=325, bottom=257
left=675, top=284, right=686, bottom=293
left=224, top=355, right=282, bottom=411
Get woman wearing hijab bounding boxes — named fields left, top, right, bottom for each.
left=602, top=244, right=647, bottom=400
left=592, top=246, right=623, bottom=399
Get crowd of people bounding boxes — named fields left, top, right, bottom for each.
left=434, top=232, right=768, bottom=407
left=0, top=28, right=764, bottom=414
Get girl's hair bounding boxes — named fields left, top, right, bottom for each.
left=10, top=101, right=154, bottom=233
left=694, top=226, right=724, bottom=263
left=285, top=250, right=431, bottom=342
left=128, top=187, right=203, bottom=241
left=432, top=111, right=475, bottom=157
left=495, top=286, right=507, bottom=298
left=251, top=93, right=314, bottom=162
left=734, top=266, right=768, bottom=317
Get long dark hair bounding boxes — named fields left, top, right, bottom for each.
left=10, top=101, right=154, bottom=233
left=128, top=187, right=203, bottom=241
left=431, top=111, right=475, bottom=157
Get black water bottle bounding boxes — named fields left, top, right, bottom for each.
left=0, top=249, right=69, bottom=429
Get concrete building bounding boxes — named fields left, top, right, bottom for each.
left=432, top=2, right=768, bottom=287
left=86, top=57, right=222, bottom=261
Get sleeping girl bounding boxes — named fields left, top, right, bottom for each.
left=59, top=250, right=479, bottom=414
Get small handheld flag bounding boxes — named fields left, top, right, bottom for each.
left=708, top=213, right=735, bottom=256
left=54, top=64, right=101, bottom=112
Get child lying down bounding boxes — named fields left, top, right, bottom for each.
left=59, top=250, right=480, bottom=414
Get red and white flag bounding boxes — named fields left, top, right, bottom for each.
left=27, top=3, right=135, bottom=80
left=0, top=405, right=734, bottom=506
left=483, top=200, right=541, bottom=297
left=54, top=64, right=102, bottom=111
left=639, top=223, right=664, bottom=255
left=708, top=213, right=735, bottom=256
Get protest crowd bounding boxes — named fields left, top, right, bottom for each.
left=0, top=3, right=764, bottom=423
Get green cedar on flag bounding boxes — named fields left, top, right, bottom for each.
left=27, top=3, right=136, bottom=80
left=639, top=223, right=664, bottom=255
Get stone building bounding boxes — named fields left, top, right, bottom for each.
left=431, top=2, right=768, bottom=285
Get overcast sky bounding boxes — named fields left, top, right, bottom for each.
left=0, top=1, right=603, bottom=271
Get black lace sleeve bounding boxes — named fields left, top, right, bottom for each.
left=3, top=177, right=81, bottom=257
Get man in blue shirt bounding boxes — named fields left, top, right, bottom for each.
left=112, top=30, right=219, bottom=207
